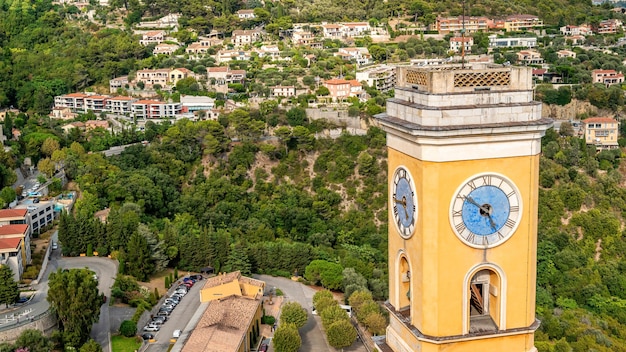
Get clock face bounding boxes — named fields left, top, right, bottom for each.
left=392, top=167, right=417, bottom=238
left=450, top=173, right=522, bottom=248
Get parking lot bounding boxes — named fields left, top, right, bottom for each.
left=143, top=276, right=204, bottom=352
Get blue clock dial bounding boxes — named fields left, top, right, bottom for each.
left=450, top=174, right=521, bottom=248
left=392, top=167, right=417, bottom=238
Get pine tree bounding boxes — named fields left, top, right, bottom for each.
left=126, top=232, right=154, bottom=282
left=224, top=244, right=251, bottom=275
left=0, top=265, right=19, bottom=307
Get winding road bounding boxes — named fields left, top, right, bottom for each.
left=2, top=232, right=118, bottom=352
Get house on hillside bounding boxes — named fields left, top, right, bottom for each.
left=449, top=37, right=473, bottom=53
left=139, top=31, right=166, bottom=46
left=153, top=43, right=180, bottom=55
left=592, top=69, right=624, bottom=87
left=583, top=117, right=619, bottom=150
left=516, top=50, right=543, bottom=65
left=236, top=9, right=256, bottom=20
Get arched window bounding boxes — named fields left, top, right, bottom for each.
left=395, top=251, right=412, bottom=318
left=463, top=264, right=507, bottom=334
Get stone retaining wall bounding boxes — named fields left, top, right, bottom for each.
left=0, top=311, right=56, bottom=343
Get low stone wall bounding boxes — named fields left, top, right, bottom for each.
left=306, top=108, right=361, bottom=129
left=0, top=311, right=56, bottom=343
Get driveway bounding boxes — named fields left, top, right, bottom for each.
left=144, top=280, right=204, bottom=352
left=256, top=275, right=369, bottom=352
left=57, top=256, right=117, bottom=352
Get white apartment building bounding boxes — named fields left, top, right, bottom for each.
left=131, top=100, right=182, bottom=119
left=488, top=35, right=537, bottom=48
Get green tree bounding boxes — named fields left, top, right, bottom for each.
left=0, top=187, right=16, bottom=208
left=119, top=320, right=137, bottom=337
left=14, top=330, right=53, bottom=352
left=286, top=107, right=307, bottom=126
left=313, top=289, right=334, bottom=310
left=326, top=319, right=357, bottom=350
left=47, top=268, right=101, bottom=347
left=125, top=232, right=154, bottom=282
left=305, top=260, right=343, bottom=290
left=79, top=339, right=102, bottom=352
left=0, top=265, right=19, bottom=308
left=363, top=312, right=386, bottom=335
left=320, top=304, right=349, bottom=329
left=280, top=302, right=308, bottom=328
left=273, top=323, right=301, bottom=352
left=224, top=244, right=252, bottom=276
left=41, top=137, right=61, bottom=156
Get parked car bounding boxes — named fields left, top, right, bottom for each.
left=152, top=316, right=167, bottom=323
left=173, top=330, right=182, bottom=338
left=190, top=274, right=203, bottom=281
left=51, top=242, right=58, bottom=250
left=176, top=285, right=189, bottom=291
left=160, top=306, right=174, bottom=312
left=183, top=281, right=194, bottom=288
left=141, top=333, right=154, bottom=340
left=143, top=324, right=160, bottom=332
left=164, top=298, right=178, bottom=305
left=150, top=319, right=164, bottom=326
left=174, top=290, right=186, bottom=297
left=183, top=277, right=196, bottom=283
left=259, top=343, right=268, bottom=352
left=156, top=311, right=171, bottom=317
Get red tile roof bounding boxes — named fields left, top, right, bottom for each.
left=109, top=96, right=134, bottom=101
left=207, top=67, right=229, bottom=72
left=0, top=209, right=27, bottom=218
left=324, top=78, right=350, bottom=85
left=133, top=100, right=163, bottom=105
left=583, top=117, right=618, bottom=124
left=0, top=237, right=21, bottom=250
left=0, top=224, right=28, bottom=236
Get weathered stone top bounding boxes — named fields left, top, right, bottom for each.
left=397, top=64, right=533, bottom=94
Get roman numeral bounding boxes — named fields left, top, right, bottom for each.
left=482, top=236, right=489, bottom=245
left=482, top=175, right=491, bottom=185
left=510, top=205, right=519, bottom=212
left=468, top=180, right=477, bottom=190
left=505, top=218, right=516, bottom=228
left=465, top=232, right=476, bottom=243
left=393, top=205, right=398, bottom=215
left=507, top=191, right=516, bottom=198
left=453, top=209, right=462, bottom=217
left=399, top=169, right=406, bottom=178
left=497, top=231, right=505, bottom=239
left=455, top=222, right=466, bottom=233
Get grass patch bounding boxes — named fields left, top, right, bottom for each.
left=111, top=335, right=142, bottom=352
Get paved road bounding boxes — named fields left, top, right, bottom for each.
left=0, top=235, right=117, bottom=352
left=145, top=279, right=204, bottom=352
left=58, top=256, right=117, bottom=352
left=256, top=275, right=368, bottom=352
left=257, top=275, right=332, bottom=352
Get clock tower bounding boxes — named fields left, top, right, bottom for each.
left=376, top=64, right=552, bottom=352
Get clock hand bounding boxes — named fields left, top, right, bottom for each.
left=464, top=196, right=491, bottom=214
left=394, top=198, right=407, bottom=206
left=487, top=214, right=498, bottom=231
left=394, top=197, right=409, bottom=220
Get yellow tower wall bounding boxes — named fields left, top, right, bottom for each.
left=388, top=148, right=539, bottom=337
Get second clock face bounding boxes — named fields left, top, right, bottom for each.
left=450, top=173, right=521, bottom=248
left=392, top=167, right=417, bottom=238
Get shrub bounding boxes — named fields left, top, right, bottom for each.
left=86, top=244, right=93, bottom=257
left=261, top=315, right=276, bottom=325
left=119, top=320, right=137, bottom=337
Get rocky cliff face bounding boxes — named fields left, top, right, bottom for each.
left=542, top=99, right=598, bottom=120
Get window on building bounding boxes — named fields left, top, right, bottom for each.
left=469, top=269, right=500, bottom=333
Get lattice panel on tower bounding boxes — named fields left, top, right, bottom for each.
left=454, top=71, right=510, bottom=87
left=405, top=70, right=428, bottom=86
